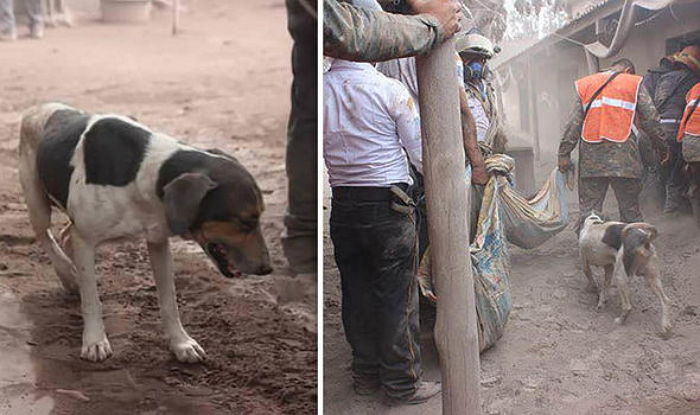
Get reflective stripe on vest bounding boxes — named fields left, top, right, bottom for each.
left=678, top=83, right=700, bottom=142
left=576, top=72, right=642, bottom=143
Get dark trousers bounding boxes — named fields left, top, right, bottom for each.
left=283, top=0, right=317, bottom=273
left=664, top=135, right=690, bottom=213
left=329, top=187, right=421, bottom=399
left=578, top=177, right=643, bottom=229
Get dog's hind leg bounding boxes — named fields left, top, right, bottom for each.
left=643, top=260, right=672, bottom=337
left=597, top=263, right=614, bottom=310
left=147, top=240, right=205, bottom=363
left=18, top=155, right=78, bottom=294
left=582, top=259, right=598, bottom=293
left=71, top=229, right=112, bottom=362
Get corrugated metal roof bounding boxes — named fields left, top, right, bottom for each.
left=492, top=0, right=624, bottom=68
left=569, top=0, right=616, bottom=19
left=557, top=0, right=620, bottom=32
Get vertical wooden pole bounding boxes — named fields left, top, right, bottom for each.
left=172, top=0, right=180, bottom=35
left=416, top=38, right=481, bottom=414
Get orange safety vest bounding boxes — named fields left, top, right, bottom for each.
left=677, top=82, right=700, bottom=142
left=575, top=72, right=642, bottom=143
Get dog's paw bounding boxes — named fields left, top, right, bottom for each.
left=171, top=337, right=206, bottom=363
left=614, top=315, right=629, bottom=325
left=660, top=320, right=673, bottom=339
left=81, top=335, right=113, bottom=362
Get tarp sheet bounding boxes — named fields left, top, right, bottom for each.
left=418, top=154, right=573, bottom=351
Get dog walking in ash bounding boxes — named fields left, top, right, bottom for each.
left=578, top=211, right=672, bottom=337
left=18, top=102, right=273, bottom=363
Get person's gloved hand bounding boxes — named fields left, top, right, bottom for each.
left=407, top=0, right=462, bottom=38
left=471, top=165, right=489, bottom=185
left=558, top=156, right=573, bottom=173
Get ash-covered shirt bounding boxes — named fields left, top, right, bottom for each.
left=323, top=59, right=422, bottom=187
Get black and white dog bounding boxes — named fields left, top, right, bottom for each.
left=19, top=103, right=272, bottom=362
left=578, top=211, right=671, bottom=336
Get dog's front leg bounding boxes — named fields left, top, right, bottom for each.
left=614, top=269, right=633, bottom=325
left=72, top=230, right=112, bottom=362
left=147, top=240, right=206, bottom=363
left=597, top=264, right=614, bottom=309
left=643, top=261, right=672, bottom=337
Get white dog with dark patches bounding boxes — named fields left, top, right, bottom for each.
left=578, top=212, right=671, bottom=336
left=19, top=103, right=273, bottom=362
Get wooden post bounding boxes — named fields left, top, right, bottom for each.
left=172, top=0, right=180, bottom=35
left=416, top=38, right=481, bottom=414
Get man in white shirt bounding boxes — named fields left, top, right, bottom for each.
left=324, top=57, right=440, bottom=405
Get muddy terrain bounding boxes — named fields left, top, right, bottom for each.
left=323, top=164, right=700, bottom=414
left=0, top=1, right=316, bottom=414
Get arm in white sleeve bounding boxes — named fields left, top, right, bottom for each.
left=391, top=85, right=423, bottom=173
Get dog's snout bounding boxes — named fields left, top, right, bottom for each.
left=256, top=264, right=273, bottom=275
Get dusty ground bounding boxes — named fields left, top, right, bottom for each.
left=323, top=161, right=700, bottom=414
left=0, top=1, right=316, bottom=414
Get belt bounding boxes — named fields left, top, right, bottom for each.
left=332, top=184, right=409, bottom=201
left=660, top=118, right=680, bottom=124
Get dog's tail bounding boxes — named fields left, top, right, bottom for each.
left=620, top=223, right=657, bottom=276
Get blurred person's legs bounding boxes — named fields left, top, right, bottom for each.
left=283, top=0, right=317, bottom=274
left=0, top=0, right=43, bottom=40
left=0, top=0, right=17, bottom=40
left=24, top=0, right=44, bottom=38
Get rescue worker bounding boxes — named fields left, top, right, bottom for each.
left=283, top=0, right=317, bottom=275
left=644, top=45, right=700, bottom=215
left=558, top=58, right=669, bottom=230
left=457, top=29, right=507, bottom=155
left=677, top=82, right=700, bottom=225
left=324, top=54, right=441, bottom=404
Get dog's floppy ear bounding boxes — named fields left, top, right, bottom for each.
left=163, top=172, right=218, bottom=235
left=623, top=223, right=658, bottom=242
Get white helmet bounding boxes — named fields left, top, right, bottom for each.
left=455, top=32, right=498, bottom=59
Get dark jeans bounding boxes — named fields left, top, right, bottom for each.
left=664, top=135, right=690, bottom=213
left=329, top=187, right=421, bottom=399
left=283, top=0, right=317, bottom=273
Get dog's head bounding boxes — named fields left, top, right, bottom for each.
left=160, top=149, right=272, bottom=278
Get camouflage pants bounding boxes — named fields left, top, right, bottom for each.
left=578, top=177, right=643, bottom=228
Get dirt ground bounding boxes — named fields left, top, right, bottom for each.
left=0, top=1, right=316, bottom=414
left=323, top=161, right=700, bottom=414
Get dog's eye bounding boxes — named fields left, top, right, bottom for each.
left=239, top=220, right=257, bottom=233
